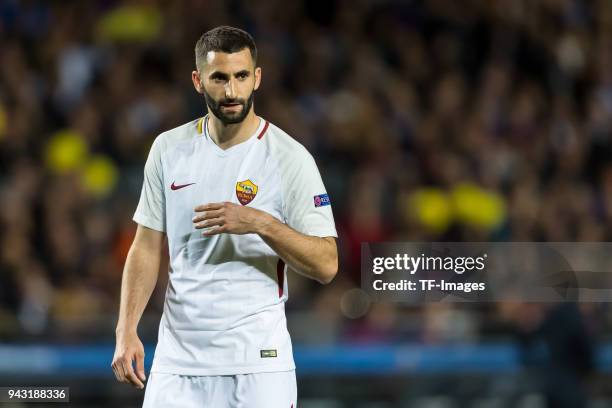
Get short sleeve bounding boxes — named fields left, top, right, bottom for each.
left=282, top=150, right=337, bottom=238
left=133, top=137, right=166, bottom=232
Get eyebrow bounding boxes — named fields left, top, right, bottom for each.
left=208, top=70, right=250, bottom=80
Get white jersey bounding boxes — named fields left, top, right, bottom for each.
left=133, top=115, right=337, bottom=376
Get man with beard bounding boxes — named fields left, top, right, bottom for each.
left=111, top=26, right=338, bottom=408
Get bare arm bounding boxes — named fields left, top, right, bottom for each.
left=257, top=217, right=337, bottom=284
left=193, top=202, right=338, bottom=284
left=112, top=225, right=165, bottom=389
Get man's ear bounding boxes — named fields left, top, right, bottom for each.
left=192, top=70, right=204, bottom=94
left=254, top=67, right=262, bottom=91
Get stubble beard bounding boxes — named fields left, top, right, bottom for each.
left=203, top=89, right=255, bottom=125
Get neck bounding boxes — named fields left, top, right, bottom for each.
left=207, top=108, right=259, bottom=150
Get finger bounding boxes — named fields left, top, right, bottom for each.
left=118, top=359, right=130, bottom=382
left=203, top=225, right=226, bottom=236
left=121, top=359, right=144, bottom=389
left=111, top=363, right=122, bottom=382
left=136, top=354, right=146, bottom=382
left=125, top=369, right=144, bottom=389
left=113, top=360, right=127, bottom=383
left=195, top=217, right=224, bottom=229
left=192, top=209, right=224, bottom=223
left=194, top=203, right=224, bottom=212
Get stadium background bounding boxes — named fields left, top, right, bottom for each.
left=1, top=0, right=612, bottom=406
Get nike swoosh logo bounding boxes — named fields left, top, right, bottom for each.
left=170, top=181, right=196, bottom=190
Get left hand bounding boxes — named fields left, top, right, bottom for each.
left=192, top=202, right=271, bottom=236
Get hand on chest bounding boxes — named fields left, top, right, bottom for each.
left=164, top=141, right=283, bottom=229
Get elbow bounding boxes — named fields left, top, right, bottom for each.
left=316, top=238, right=338, bottom=285
left=317, top=257, right=338, bottom=285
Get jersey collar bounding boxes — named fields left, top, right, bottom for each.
left=200, top=115, right=268, bottom=156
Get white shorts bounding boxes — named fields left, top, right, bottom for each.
left=142, top=370, right=297, bottom=408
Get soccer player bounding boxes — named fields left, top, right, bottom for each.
left=111, top=26, right=338, bottom=408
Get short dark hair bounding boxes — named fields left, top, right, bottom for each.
left=195, top=26, right=257, bottom=69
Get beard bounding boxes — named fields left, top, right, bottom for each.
left=203, top=89, right=255, bottom=125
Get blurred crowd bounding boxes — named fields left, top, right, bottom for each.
left=0, top=0, right=611, bottom=349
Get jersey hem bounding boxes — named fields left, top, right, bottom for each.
left=304, top=228, right=338, bottom=238
left=133, top=212, right=165, bottom=232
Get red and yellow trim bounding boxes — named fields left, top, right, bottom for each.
left=197, top=116, right=269, bottom=139
left=257, top=121, right=269, bottom=139
left=197, top=117, right=204, bottom=134
left=277, top=259, right=285, bottom=298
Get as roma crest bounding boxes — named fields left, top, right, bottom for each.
left=236, top=179, right=258, bottom=205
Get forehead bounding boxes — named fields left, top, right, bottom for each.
left=203, top=48, right=254, bottom=73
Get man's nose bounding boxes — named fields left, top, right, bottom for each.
left=225, top=79, right=237, bottom=99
